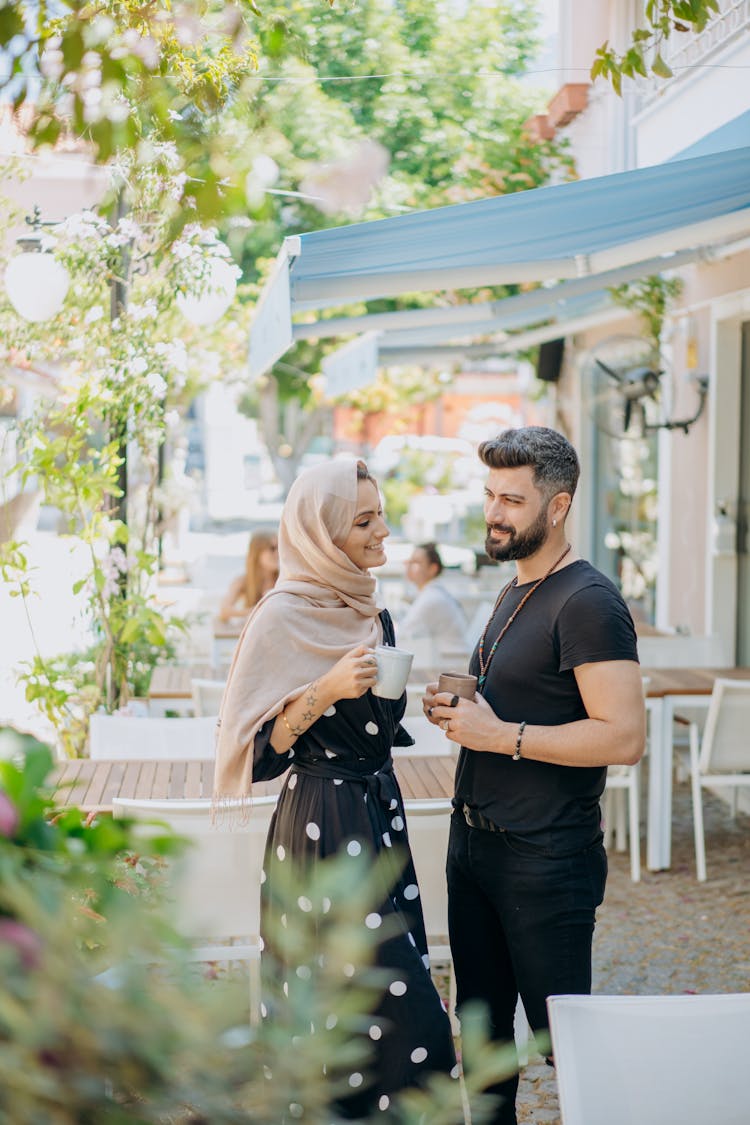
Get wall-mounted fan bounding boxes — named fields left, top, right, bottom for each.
left=583, top=334, right=708, bottom=440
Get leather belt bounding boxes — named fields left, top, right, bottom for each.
left=462, top=803, right=505, bottom=834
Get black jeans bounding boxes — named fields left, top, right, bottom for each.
left=447, top=811, right=607, bottom=1125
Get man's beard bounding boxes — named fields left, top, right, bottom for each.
left=485, top=507, right=549, bottom=561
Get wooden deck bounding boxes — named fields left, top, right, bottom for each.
left=52, top=754, right=457, bottom=813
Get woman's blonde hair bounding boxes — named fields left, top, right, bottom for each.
left=243, top=529, right=278, bottom=608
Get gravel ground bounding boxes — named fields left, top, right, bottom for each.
left=514, top=781, right=750, bottom=1124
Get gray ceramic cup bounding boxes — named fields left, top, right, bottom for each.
left=373, top=645, right=414, bottom=699
left=438, top=671, right=478, bottom=700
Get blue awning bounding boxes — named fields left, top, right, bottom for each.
left=668, top=109, right=750, bottom=162
left=249, top=145, right=750, bottom=378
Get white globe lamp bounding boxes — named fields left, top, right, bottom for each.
left=175, top=257, right=238, bottom=327
left=5, top=249, right=70, bottom=322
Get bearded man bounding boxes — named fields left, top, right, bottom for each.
left=424, top=426, right=645, bottom=1125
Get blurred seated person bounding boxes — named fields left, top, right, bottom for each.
left=397, top=542, right=469, bottom=656
left=218, top=529, right=279, bottom=623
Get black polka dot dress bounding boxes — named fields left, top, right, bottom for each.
left=253, top=611, right=456, bottom=1115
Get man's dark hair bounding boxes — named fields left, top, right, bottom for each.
left=478, top=427, right=580, bottom=502
left=417, top=541, right=443, bottom=575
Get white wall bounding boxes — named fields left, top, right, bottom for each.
left=201, top=385, right=274, bottom=521
left=634, top=15, right=750, bottom=165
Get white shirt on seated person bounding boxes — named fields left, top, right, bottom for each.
left=396, top=543, right=469, bottom=657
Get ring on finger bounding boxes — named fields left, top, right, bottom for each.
left=441, top=720, right=449, bottom=732
left=427, top=707, right=433, bottom=718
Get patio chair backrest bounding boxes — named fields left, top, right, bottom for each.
left=698, top=678, right=750, bottom=774
left=403, top=799, right=452, bottom=940
left=112, top=796, right=276, bottom=942
left=190, top=678, right=226, bottom=717
left=547, top=992, right=750, bottom=1125
left=89, top=714, right=217, bottom=760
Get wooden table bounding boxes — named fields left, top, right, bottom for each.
left=51, top=754, right=457, bottom=815
left=148, top=664, right=216, bottom=717
left=642, top=667, right=750, bottom=870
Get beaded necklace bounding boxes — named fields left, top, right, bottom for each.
left=477, top=544, right=572, bottom=689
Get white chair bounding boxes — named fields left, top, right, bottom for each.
left=190, top=678, right=226, bottom=717
left=601, top=677, right=651, bottom=883
left=602, top=763, right=641, bottom=882
left=396, top=714, right=458, bottom=755
left=112, top=795, right=277, bottom=1022
left=405, top=799, right=529, bottom=1055
left=688, top=678, right=750, bottom=881
left=89, top=715, right=217, bottom=760
left=405, top=799, right=455, bottom=1028
left=547, top=992, right=750, bottom=1125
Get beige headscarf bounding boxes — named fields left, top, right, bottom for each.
left=213, top=458, right=384, bottom=807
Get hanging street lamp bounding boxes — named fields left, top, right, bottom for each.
left=4, top=207, right=70, bottom=322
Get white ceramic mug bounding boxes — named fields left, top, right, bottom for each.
left=372, top=645, right=414, bottom=699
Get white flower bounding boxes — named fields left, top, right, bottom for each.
left=128, top=301, right=157, bottom=323
left=117, top=218, right=142, bottom=241
left=145, top=372, right=168, bottom=398
left=164, top=409, right=181, bottom=429
left=59, top=210, right=108, bottom=241
left=84, top=305, right=105, bottom=325
left=300, top=139, right=390, bottom=217
left=154, top=340, right=188, bottom=374
left=170, top=172, right=188, bottom=200
left=40, top=48, right=64, bottom=81
left=109, top=546, right=129, bottom=574
left=129, top=357, right=148, bottom=376
left=101, top=575, right=120, bottom=600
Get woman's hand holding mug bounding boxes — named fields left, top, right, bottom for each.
left=323, top=644, right=379, bottom=701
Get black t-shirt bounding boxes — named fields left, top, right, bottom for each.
left=454, top=559, right=638, bottom=851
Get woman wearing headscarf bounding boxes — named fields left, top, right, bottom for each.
left=214, top=459, right=455, bottom=1116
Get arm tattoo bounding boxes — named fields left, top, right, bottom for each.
left=305, top=682, right=319, bottom=709
left=301, top=681, right=319, bottom=723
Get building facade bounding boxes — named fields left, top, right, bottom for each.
left=543, top=1, right=750, bottom=660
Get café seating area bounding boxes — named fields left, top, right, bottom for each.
left=44, top=549, right=750, bottom=1123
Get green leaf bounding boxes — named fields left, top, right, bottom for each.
left=0, top=6, right=25, bottom=40
left=119, top=618, right=143, bottom=644
left=652, top=52, right=673, bottom=79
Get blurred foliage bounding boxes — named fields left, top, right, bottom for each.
left=381, top=449, right=456, bottom=530
left=231, top=0, right=575, bottom=480
left=608, top=275, right=684, bottom=354
left=0, top=163, right=249, bottom=745
left=1, top=0, right=574, bottom=490
left=0, top=745, right=527, bottom=1123
left=592, top=0, right=720, bottom=94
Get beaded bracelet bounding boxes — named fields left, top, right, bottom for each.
left=512, top=720, right=526, bottom=761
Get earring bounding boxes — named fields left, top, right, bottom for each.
left=552, top=518, right=557, bottom=527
